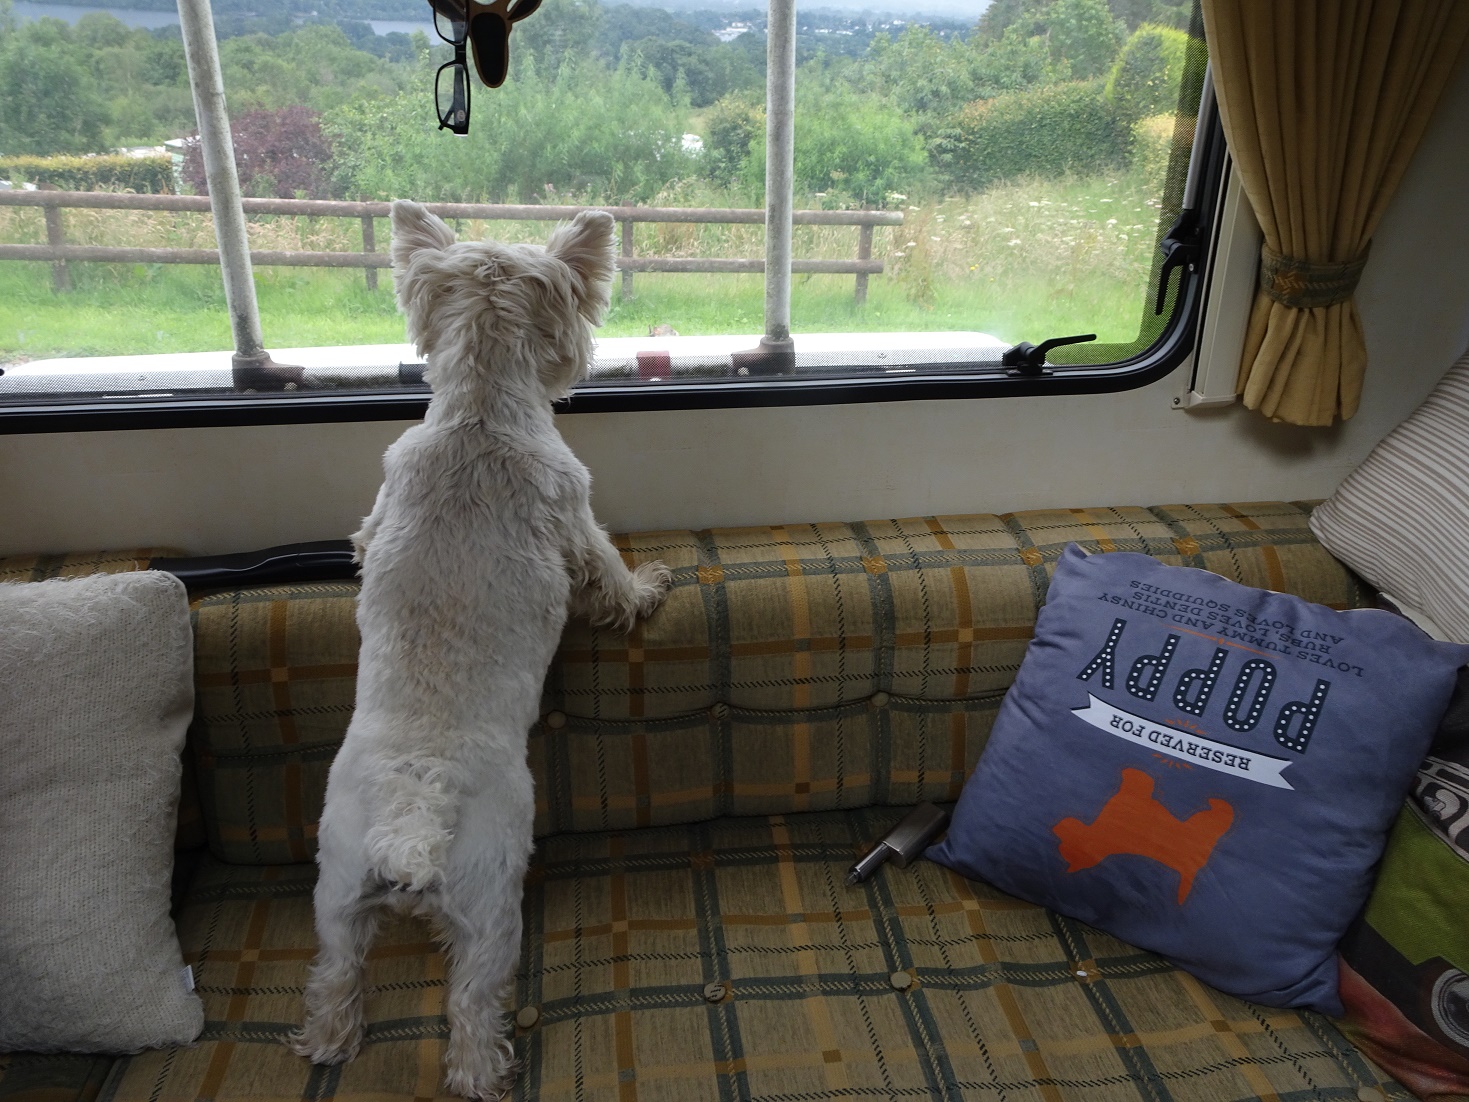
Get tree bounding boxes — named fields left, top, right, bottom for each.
left=0, top=20, right=109, bottom=155
left=1104, top=22, right=1191, bottom=125
left=702, top=92, right=763, bottom=188
left=323, top=51, right=694, bottom=206
left=972, top=24, right=1064, bottom=97
left=867, top=26, right=980, bottom=120
left=1048, top=0, right=1124, bottom=80
left=516, top=0, right=603, bottom=77
left=743, top=79, right=928, bottom=207
left=184, top=105, right=334, bottom=198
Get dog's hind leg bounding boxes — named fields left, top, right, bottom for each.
left=439, top=887, right=523, bottom=1101
left=290, top=872, right=381, bottom=1065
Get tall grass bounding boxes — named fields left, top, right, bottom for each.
left=0, top=171, right=1162, bottom=361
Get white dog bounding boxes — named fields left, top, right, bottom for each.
left=290, top=201, right=671, bottom=1099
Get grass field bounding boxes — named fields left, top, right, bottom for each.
left=0, top=172, right=1163, bottom=363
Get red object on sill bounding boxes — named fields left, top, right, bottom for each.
left=636, top=350, right=672, bottom=381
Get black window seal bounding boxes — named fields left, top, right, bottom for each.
left=0, top=111, right=1226, bottom=436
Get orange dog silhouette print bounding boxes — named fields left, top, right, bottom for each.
left=1052, top=768, right=1234, bottom=904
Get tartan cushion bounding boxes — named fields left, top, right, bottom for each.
left=99, top=807, right=1404, bottom=1102
left=186, top=503, right=1372, bottom=865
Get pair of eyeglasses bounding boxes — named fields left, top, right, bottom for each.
left=432, top=0, right=542, bottom=134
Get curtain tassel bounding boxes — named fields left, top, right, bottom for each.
left=1258, top=243, right=1371, bottom=309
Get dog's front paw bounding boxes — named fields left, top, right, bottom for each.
left=630, top=560, right=673, bottom=619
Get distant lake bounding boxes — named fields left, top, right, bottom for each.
left=10, top=2, right=433, bottom=37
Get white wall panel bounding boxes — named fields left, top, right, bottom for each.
left=3, top=61, right=1467, bottom=556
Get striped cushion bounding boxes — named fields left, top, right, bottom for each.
left=187, top=503, right=1371, bottom=865
left=94, top=808, right=1406, bottom=1102
left=1311, top=350, right=1469, bottom=642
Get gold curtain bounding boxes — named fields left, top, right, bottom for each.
left=1201, top=1, right=1469, bottom=426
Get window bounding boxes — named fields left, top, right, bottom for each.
left=0, top=0, right=1218, bottom=429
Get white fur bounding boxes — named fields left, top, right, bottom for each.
left=290, top=202, right=671, bottom=1100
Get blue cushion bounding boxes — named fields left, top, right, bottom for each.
left=928, top=545, right=1469, bottom=1014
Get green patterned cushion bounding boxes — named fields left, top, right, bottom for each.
left=185, top=503, right=1372, bottom=865
left=100, top=808, right=1404, bottom=1102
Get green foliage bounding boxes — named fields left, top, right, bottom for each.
left=515, top=0, right=604, bottom=77
left=323, top=53, right=694, bottom=204
left=979, top=0, right=1191, bottom=40
left=620, top=36, right=759, bottom=108
left=702, top=93, right=763, bottom=189
left=0, top=153, right=174, bottom=192
left=217, top=24, right=408, bottom=114
left=0, top=18, right=110, bottom=155
left=932, top=79, right=1130, bottom=194
left=972, top=25, right=1069, bottom=97
left=1105, top=23, right=1190, bottom=125
left=1047, top=0, right=1125, bottom=80
left=742, top=79, right=927, bottom=207
left=867, top=27, right=980, bottom=119
left=1131, top=112, right=1175, bottom=192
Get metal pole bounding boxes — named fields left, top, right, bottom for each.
left=760, top=0, right=796, bottom=365
left=176, top=0, right=299, bottom=388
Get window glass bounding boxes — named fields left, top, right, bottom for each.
left=0, top=0, right=1206, bottom=415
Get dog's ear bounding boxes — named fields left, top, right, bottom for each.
left=391, top=200, right=456, bottom=261
left=548, top=210, right=616, bottom=319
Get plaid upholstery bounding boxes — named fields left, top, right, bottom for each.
left=0, top=548, right=204, bottom=852
left=0, top=1054, right=114, bottom=1102
left=185, top=502, right=1372, bottom=864
left=97, top=808, right=1404, bottom=1102
left=0, top=549, right=178, bottom=583
left=0, top=510, right=1395, bottom=1102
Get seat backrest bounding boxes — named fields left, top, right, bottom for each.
left=179, top=502, right=1369, bottom=864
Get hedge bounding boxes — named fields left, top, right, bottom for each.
left=931, top=80, right=1130, bottom=194
left=1104, top=24, right=1194, bottom=126
left=0, top=154, right=175, bottom=194
left=1132, top=113, right=1177, bottom=193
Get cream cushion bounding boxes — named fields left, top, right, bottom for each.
left=1311, top=349, right=1469, bottom=643
left=0, top=571, right=204, bottom=1053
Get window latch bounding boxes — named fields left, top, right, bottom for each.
left=1154, top=208, right=1203, bottom=315
left=1001, top=333, right=1096, bottom=377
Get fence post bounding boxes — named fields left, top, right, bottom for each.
left=39, top=187, right=70, bottom=293
left=361, top=213, right=377, bottom=291
left=620, top=220, right=634, bottom=300
left=855, top=221, right=873, bottom=306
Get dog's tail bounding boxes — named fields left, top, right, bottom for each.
left=363, top=756, right=458, bottom=892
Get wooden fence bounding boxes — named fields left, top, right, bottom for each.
left=0, top=190, right=903, bottom=304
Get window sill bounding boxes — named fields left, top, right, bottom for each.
left=0, top=310, right=1197, bottom=433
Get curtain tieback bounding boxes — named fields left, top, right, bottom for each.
left=1258, top=244, right=1371, bottom=309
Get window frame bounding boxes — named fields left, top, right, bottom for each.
left=0, top=100, right=1227, bottom=436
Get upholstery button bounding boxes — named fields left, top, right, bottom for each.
left=702, top=982, right=728, bottom=1003
left=869, top=692, right=890, bottom=709
left=1357, top=1089, right=1386, bottom=1102
left=515, top=1006, right=540, bottom=1030
left=888, top=970, right=913, bottom=990
left=544, top=711, right=567, bottom=729
left=710, top=703, right=730, bottom=720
